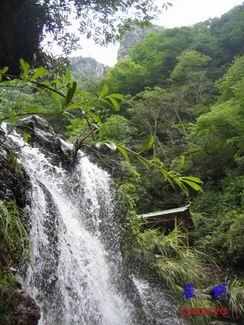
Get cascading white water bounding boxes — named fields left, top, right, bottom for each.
left=3, top=117, right=187, bottom=325
left=9, top=133, right=135, bottom=325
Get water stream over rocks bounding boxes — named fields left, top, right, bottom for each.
left=5, top=116, right=185, bottom=325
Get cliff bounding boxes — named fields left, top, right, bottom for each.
left=117, top=25, right=163, bottom=60
left=70, top=56, right=107, bottom=81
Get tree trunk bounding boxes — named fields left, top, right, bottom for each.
left=0, top=0, right=46, bottom=74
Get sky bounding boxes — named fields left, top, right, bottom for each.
left=48, top=0, right=244, bottom=67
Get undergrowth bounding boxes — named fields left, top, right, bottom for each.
left=0, top=200, right=28, bottom=265
left=0, top=199, right=29, bottom=323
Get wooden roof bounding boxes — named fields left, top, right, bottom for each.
left=139, top=206, right=189, bottom=219
left=138, top=204, right=193, bottom=229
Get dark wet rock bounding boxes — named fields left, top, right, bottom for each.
left=16, top=115, right=73, bottom=169
left=14, top=290, right=41, bottom=325
left=0, top=144, right=30, bottom=208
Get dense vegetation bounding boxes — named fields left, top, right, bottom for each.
left=0, top=2, right=244, bottom=324
left=70, top=4, right=244, bottom=323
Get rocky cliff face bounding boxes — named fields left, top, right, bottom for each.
left=117, top=25, right=163, bottom=60
left=70, top=56, right=107, bottom=81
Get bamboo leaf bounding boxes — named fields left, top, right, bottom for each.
left=181, top=179, right=203, bottom=192
left=181, top=176, right=202, bottom=183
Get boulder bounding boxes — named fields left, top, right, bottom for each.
left=16, top=115, right=73, bottom=169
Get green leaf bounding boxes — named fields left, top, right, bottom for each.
left=32, top=67, right=48, bottom=80
left=179, top=155, right=185, bottom=169
left=23, top=132, right=29, bottom=143
left=65, top=81, right=77, bottom=106
left=117, top=145, right=130, bottom=162
left=108, top=97, right=120, bottom=111
left=105, top=142, right=117, bottom=151
left=99, top=84, right=109, bottom=97
left=66, top=103, right=79, bottom=110
left=109, top=93, right=124, bottom=100
left=173, top=177, right=189, bottom=196
left=181, top=176, right=202, bottom=183
left=1, top=66, right=9, bottom=74
left=181, top=179, right=203, bottom=192
left=65, top=71, right=72, bottom=84
left=19, top=58, right=30, bottom=74
left=141, top=134, right=155, bottom=153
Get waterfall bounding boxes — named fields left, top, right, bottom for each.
left=4, top=117, right=185, bottom=325
left=8, top=132, right=135, bottom=325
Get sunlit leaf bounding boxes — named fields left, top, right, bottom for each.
left=181, top=176, right=202, bottom=183
left=1, top=66, right=9, bottom=74
left=179, top=155, right=185, bottom=169
left=23, top=132, right=29, bottom=143
left=109, top=93, right=124, bottom=100
left=140, top=134, right=155, bottom=153
left=181, top=179, right=203, bottom=192
left=117, top=145, right=130, bottom=162
left=19, top=58, right=30, bottom=74
left=32, top=67, right=48, bottom=80
left=108, top=97, right=120, bottom=111
left=99, top=84, right=109, bottom=97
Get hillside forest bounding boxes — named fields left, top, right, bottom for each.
left=0, top=2, right=244, bottom=324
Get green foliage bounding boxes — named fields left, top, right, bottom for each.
left=0, top=272, right=17, bottom=324
left=210, top=4, right=244, bottom=63
left=171, top=50, right=215, bottom=106
left=0, top=201, right=28, bottom=265
left=217, top=55, right=244, bottom=101
left=171, top=50, right=210, bottom=83
left=138, top=227, right=204, bottom=287
left=192, top=173, right=244, bottom=266
left=99, top=115, right=135, bottom=145
left=0, top=60, right=202, bottom=196
left=228, top=278, right=244, bottom=318
left=131, top=27, right=196, bottom=86
left=101, top=59, right=146, bottom=95
left=115, top=183, right=141, bottom=264
left=189, top=56, right=244, bottom=179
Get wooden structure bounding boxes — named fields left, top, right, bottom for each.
left=139, top=204, right=193, bottom=232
